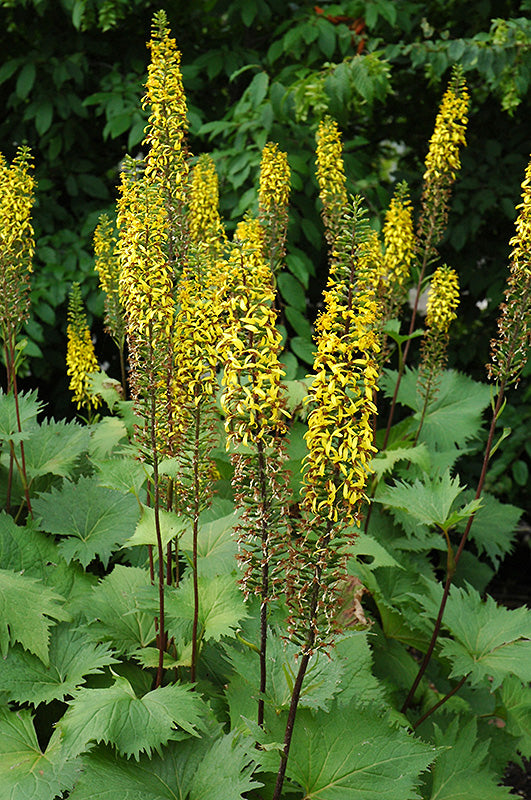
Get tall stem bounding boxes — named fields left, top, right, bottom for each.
left=401, top=384, right=505, bottom=713
left=190, top=403, right=201, bottom=683
left=256, top=440, right=270, bottom=729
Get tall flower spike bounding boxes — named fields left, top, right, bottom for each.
left=0, top=146, right=35, bottom=387
left=488, top=157, right=531, bottom=388
left=94, top=214, right=126, bottom=346
left=66, top=283, right=101, bottom=413
left=383, top=182, right=415, bottom=302
left=188, top=154, right=226, bottom=261
left=416, top=265, right=460, bottom=425
left=315, top=116, right=348, bottom=246
left=258, top=141, right=291, bottom=272
left=287, top=198, right=380, bottom=654
left=143, top=9, right=189, bottom=267
left=418, top=67, right=470, bottom=260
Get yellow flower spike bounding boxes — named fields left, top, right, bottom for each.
left=315, top=116, right=348, bottom=245
left=0, top=146, right=35, bottom=373
left=258, top=141, right=291, bottom=272
left=188, top=154, right=226, bottom=258
left=383, top=183, right=415, bottom=294
left=93, top=213, right=126, bottom=350
left=488, top=156, right=531, bottom=388
left=66, top=283, right=101, bottom=413
left=426, top=265, right=460, bottom=335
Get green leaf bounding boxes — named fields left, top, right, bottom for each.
left=179, top=511, right=239, bottom=577
left=437, top=584, right=531, bottom=689
left=21, top=419, right=90, bottom=480
left=499, top=676, right=531, bottom=756
left=284, top=699, right=436, bottom=799
left=33, top=476, right=140, bottom=567
left=421, top=717, right=512, bottom=799
left=458, top=491, right=522, bottom=567
left=291, top=335, right=316, bottom=365
left=125, top=503, right=186, bottom=549
left=89, top=416, right=129, bottom=459
left=59, top=674, right=207, bottom=759
left=0, top=389, right=42, bottom=444
left=0, top=707, right=79, bottom=800
left=0, top=622, right=117, bottom=705
left=189, top=731, right=260, bottom=800
left=0, top=569, right=69, bottom=663
left=95, top=455, right=150, bottom=496
left=376, top=470, right=478, bottom=530
left=247, top=71, right=269, bottom=107
left=371, top=443, right=430, bottom=478
left=277, top=272, right=306, bottom=311
left=349, top=531, right=401, bottom=569
left=87, top=565, right=156, bottom=655
left=164, top=573, right=247, bottom=644
left=381, top=369, right=492, bottom=450
left=285, top=305, right=313, bottom=339
left=16, top=62, right=36, bottom=99
left=0, top=511, right=58, bottom=579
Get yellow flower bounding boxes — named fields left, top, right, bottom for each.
left=315, top=117, right=348, bottom=243
left=221, top=218, right=287, bottom=449
left=303, top=203, right=380, bottom=527
left=488, top=157, right=531, bottom=387
left=94, top=213, right=125, bottom=346
left=66, top=283, right=100, bottom=412
left=383, top=185, right=415, bottom=292
left=188, top=154, right=226, bottom=258
left=258, top=141, right=291, bottom=270
left=423, top=76, right=469, bottom=184
left=0, top=147, right=35, bottom=345
left=426, top=265, right=460, bottom=334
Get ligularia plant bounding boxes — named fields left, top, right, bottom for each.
left=0, top=12, right=530, bottom=800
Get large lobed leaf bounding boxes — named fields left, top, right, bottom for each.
left=0, top=706, right=80, bottom=800
left=381, top=369, right=491, bottom=451
left=0, top=568, right=69, bottom=663
left=0, top=622, right=117, bottom=705
left=58, top=674, right=208, bottom=760
left=33, top=475, right=140, bottom=567
left=86, top=565, right=156, bottom=654
left=282, top=699, right=437, bottom=799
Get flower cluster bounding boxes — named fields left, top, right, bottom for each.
left=383, top=183, right=415, bottom=300
left=425, top=265, right=460, bottom=334
left=315, top=116, right=348, bottom=245
left=418, top=67, right=470, bottom=260
left=93, top=213, right=125, bottom=349
left=188, top=154, right=226, bottom=260
left=221, top=218, right=287, bottom=450
left=0, top=147, right=35, bottom=379
left=66, top=283, right=101, bottom=412
left=287, top=199, right=380, bottom=653
left=258, top=142, right=291, bottom=270
left=488, top=157, right=531, bottom=387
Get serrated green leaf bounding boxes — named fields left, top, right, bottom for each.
left=439, top=585, right=531, bottom=689
left=164, top=573, right=247, bottom=644
left=349, top=531, right=401, bottom=568
left=381, top=369, right=491, bottom=450
left=89, top=416, right=128, bottom=459
left=0, top=569, right=69, bottom=663
left=0, top=707, right=80, bottom=800
left=33, top=476, right=140, bottom=567
left=20, top=419, right=90, bottom=480
left=421, top=717, right=512, bottom=799
left=179, top=511, right=239, bottom=577
left=87, top=565, right=156, bottom=654
left=285, top=700, right=436, bottom=799
left=0, top=622, right=117, bottom=705
left=499, top=676, right=531, bottom=756
left=125, top=503, right=187, bottom=549
left=0, top=511, right=58, bottom=579
left=371, top=443, right=430, bottom=478
left=95, top=455, right=150, bottom=495
left=59, top=675, right=207, bottom=759
left=189, top=731, right=260, bottom=800
left=376, top=470, right=474, bottom=530
left=0, top=389, right=42, bottom=444
left=458, top=491, right=522, bottom=567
